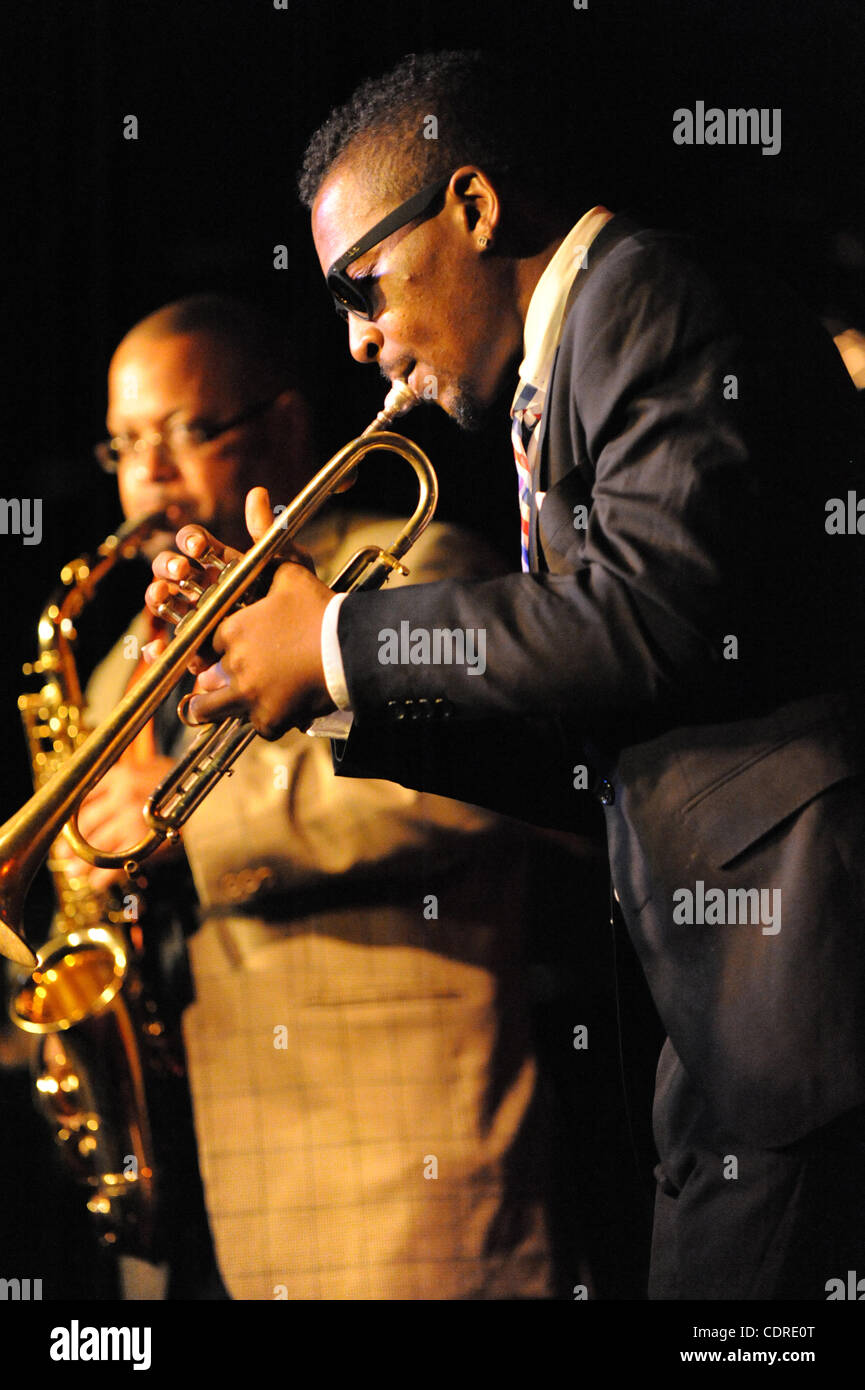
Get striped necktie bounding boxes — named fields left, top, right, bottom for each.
left=511, top=382, right=544, bottom=571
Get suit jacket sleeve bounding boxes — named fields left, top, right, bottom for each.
left=335, top=229, right=863, bottom=748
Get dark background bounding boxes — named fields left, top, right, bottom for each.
left=1, top=0, right=863, bottom=1306
left=4, top=0, right=865, bottom=804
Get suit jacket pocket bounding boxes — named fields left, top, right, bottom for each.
left=680, top=698, right=865, bottom=867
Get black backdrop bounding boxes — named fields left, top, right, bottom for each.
left=1, top=0, right=864, bottom=1321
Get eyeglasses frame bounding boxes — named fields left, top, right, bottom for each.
left=94, top=392, right=282, bottom=473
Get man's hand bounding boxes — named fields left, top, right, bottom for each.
left=55, top=756, right=179, bottom=894
left=145, top=487, right=337, bottom=739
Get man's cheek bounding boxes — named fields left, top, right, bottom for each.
left=118, top=480, right=141, bottom=516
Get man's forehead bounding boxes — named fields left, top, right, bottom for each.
left=107, top=332, right=233, bottom=415
left=311, top=167, right=389, bottom=270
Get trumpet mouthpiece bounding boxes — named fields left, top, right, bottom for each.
left=380, top=380, right=417, bottom=423
left=361, top=381, right=418, bottom=436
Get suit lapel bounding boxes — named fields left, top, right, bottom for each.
left=533, top=213, right=646, bottom=571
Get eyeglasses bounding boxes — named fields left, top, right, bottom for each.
left=326, top=174, right=452, bottom=321
left=94, top=394, right=281, bottom=472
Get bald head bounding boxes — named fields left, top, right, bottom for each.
left=115, top=293, right=297, bottom=400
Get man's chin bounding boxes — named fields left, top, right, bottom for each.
left=446, top=381, right=489, bottom=433
left=138, top=506, right=202, bottom=561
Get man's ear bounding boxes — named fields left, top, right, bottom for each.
left=447, top=166, right=501, bottom=249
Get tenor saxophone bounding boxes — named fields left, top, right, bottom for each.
left=9, top=513, right=190, bottom=1259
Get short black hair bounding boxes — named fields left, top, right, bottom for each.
left=298, top=50, right=583, bottom=231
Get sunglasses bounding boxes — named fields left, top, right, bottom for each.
left=326, top=174, right=452, bottom=321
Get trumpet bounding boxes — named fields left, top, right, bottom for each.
left=0, top=382, right=437, bottom=967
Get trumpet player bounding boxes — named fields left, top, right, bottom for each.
left=147, top=53, right=865, bottom=1302
left=71, top=293, right=595, bottom=1300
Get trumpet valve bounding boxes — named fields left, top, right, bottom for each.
left=177, top=574, right=206, bottom=602
left=155, top=595, right=186, bottom=626
left=197, top=545, right=230, bottom=574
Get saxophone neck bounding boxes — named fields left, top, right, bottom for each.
left=20, top=513, right=167, bottom=922
left=28, top=512, right=168, bottom=694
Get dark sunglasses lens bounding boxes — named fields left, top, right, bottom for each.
left=328, top=273, right=371, bottom=320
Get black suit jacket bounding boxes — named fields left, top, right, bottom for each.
left=334, top=216, right=865, bottom=1146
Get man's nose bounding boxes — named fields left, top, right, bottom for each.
left=133, top=437, right=179, bottom=479
left=347, top=314, right=383, bottom=364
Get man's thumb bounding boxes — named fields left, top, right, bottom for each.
left=246, top=486, right=274, bottom=541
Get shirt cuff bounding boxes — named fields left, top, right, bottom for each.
left=321, top=591, right=351, bottom=710
left=305, top=593, right=353, bottom=740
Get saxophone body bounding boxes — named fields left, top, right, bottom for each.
left=10, top=515, right=188, bottom=1259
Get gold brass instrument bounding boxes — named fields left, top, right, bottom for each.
left=16, top=512, right=166, bottom=934
left=9, top=512, right=188, bottom=1255
left=0, top=382, right=436, bottom=968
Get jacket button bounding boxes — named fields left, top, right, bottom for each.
left=596, top=778, right=615, bottom=806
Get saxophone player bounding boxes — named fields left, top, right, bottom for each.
left=63, top=293, right=602, bottom=1300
